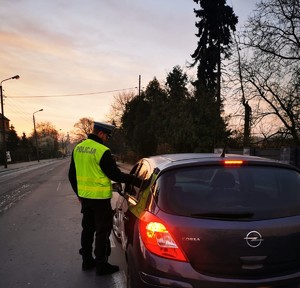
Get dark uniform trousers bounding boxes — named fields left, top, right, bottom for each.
left=80, top=198, right=112, bottom=264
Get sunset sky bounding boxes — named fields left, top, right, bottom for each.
left=0, top=0, right=257, bottom=138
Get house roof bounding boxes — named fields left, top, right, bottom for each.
left=0, top=113, right=10, bottom=121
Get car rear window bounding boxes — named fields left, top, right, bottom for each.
left=157, top=165, right=300, bottom=220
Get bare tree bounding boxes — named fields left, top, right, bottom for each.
left=35, top=121, right=59, bottom=139
left=106, top=91, right=136, bottom=126
left=72, top=117, right=94, bottom=142
left=243, top=0, right=300, bottom=62
left=233, top=36, right=252, bottom=147
left=224, top=35, right=257, bottom=147
left=236, top=0, right=300, bottom=145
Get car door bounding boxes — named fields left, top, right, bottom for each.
left=123, top=160, right=152, bottom=248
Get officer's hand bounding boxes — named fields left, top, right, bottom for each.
left=112, top=182, right=124, bottom=196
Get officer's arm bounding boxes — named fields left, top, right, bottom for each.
left=68, top=152, right=78, bottom=195
left=100, top=150, right=135, bottom=184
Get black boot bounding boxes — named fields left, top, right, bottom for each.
left=96, top=262, right=119, bottom=275
left=82, top=258, right=96, bottom=271
left=80, top=248, right=96, bottom=271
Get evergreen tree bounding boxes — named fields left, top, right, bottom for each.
left=144, top=78, right=168, bottom=154
left=165, top=66, right=193, bottom=152
left=19, top=132, right=32, bottom=161
left=191, top=0, right=237, bottom=149
left=166, top=66, right=190, bottom=102
left=121, top=93, right=152, bottom=158
left=192, top=0, right=238, bottom=108
left=7, top=125, right=19, bottom=153
left=122, top=78, right=170, bottom=157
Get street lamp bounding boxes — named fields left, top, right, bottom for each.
left=33, top=109, right=43, bottom=162
left=1, top=75, right=20, bottom=168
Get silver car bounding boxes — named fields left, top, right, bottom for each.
left=113, top=153, right=300, bottom=288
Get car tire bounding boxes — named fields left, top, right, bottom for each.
left=126, top=263, right=132, bottom=288
left=112, top=209, right=122, bottom=243
left=126, top=255, right=140, bottom=288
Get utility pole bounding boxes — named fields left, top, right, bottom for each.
left=0, top=75, right=20, bottom=168
left=33, top=109, right=43, bottom=162
left=138, top=75, right=141, bottom=96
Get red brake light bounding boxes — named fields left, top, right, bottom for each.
left=223, top=160, right=244, bottom=166
left=139, top=212, right=187, bottom=262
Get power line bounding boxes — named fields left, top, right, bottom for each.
left=9, top=87, right=137, bottom=98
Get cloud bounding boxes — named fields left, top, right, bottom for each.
left=0, top=0, right=256, bottom=136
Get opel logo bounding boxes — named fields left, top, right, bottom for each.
left=244, top=231, right=264, bottom=248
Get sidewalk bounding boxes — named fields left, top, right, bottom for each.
left=0, top=158, right=63, bottom=173
left=0, top=159, right=133, bottom=173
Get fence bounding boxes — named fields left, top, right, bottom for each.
left=224, top=147, right=300, bottom=168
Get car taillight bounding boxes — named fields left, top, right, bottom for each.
left=138, top=211, right=187, bottom=262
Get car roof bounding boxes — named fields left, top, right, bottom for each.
left=142, top=153, right=298, bottom=174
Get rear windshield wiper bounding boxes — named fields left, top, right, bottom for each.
left=191, top=212, right=254, bottom=219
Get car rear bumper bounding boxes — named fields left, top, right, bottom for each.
left=140, top=271, right=193, bottom=288
left=134, top=250, right=300, bottom=288
left=139, top=269, right=300, bottom=288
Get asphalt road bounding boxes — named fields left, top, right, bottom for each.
left=0, top=158, right=129, bottom=288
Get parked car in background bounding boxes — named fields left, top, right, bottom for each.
left=112, top=153, right=300, bottom=288
left=6, top=151, right=12, bottom=162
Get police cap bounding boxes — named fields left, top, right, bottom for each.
left=94, top=121, right=115, bottom=136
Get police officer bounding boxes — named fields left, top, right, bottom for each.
left=68, top=121, right=135, bottom=275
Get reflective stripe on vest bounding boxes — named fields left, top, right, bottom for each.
left=73, top=139, right=112, bottom=199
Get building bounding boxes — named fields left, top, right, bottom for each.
left=0, top=113, right=10, bottom=143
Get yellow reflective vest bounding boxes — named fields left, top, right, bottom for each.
left=73, top=139, right=112, bottom=199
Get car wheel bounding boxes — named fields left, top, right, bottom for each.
left=126, top=263, right=132, bottom=288
left=112, top=209, right=122, bottom=243
left=126, top=263, right=138, bottom=288
left=126, top=256, right=140, bottom=288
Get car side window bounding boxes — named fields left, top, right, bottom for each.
left=124, top=163, right=140, bottom=195
left=129, top=161, right=151, bottom=200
